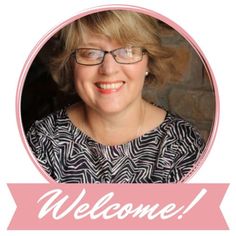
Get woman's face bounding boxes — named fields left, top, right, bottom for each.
left=73, top=31, right=149, bottom=115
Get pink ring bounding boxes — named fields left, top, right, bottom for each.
left=16, top=4, right=219, bottom=183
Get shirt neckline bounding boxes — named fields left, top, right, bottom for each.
left=61, top=107, right=172, bottom=149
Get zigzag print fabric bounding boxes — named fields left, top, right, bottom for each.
left=26, top=109, right=205, bottom=183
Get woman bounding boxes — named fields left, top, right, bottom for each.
left=27, top=10, right=205, bottom=183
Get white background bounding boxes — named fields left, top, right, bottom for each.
left=0, top=0, right=235, bottom=235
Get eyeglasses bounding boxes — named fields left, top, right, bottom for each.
left=71, top=46, right=146, bottom=66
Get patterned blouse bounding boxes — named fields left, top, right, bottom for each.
left=26, top=108, right=205, bottom=183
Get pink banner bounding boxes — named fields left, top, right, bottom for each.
left=7, top=183, right=228, bottom=230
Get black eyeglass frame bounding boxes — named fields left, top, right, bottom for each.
left=71, top=46, right=147, bottom=66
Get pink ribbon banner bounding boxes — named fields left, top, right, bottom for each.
left=7, top=183, right=228, bottom=230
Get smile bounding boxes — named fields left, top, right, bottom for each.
left=95, top=81, right=124, bottom=94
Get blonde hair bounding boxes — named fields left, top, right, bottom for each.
left=50, top=10, right=177, bottom=93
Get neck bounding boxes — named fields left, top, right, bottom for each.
left=82, top=100, right=146, bottom=146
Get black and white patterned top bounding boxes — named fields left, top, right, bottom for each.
left=26, top=108, right=205, bottom=183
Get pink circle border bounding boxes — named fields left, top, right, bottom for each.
left=15, top=4, right=219, bottom=183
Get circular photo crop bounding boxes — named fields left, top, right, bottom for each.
left=17, top=5, right=217, bottom=183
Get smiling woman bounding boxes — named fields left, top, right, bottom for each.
left=24, top=9, right=206, bottom=183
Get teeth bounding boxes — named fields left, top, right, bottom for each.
left=97, top=82, right=123, bottom=90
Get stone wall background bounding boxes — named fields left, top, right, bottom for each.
left=142, top=22, right=215, bottom=142
left=21, top=20, right=216, bottom=142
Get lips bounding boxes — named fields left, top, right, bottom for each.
left=95, top=81, right=125, bottom=94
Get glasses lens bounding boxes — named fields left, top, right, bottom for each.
left=114, top=47, right=143, bottom=64
left=73, top=47, right=145, bottom=65
left=75, top=49, right=104, bottom=65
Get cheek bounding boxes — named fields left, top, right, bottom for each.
left=125, top=65, right=147, bottom=81
left=73, top=66, right=83, bottom=82
left=73, top=68, right=90, bottom=89
left=73, top=68, right=87, bottom=96
left=73, top=64, right=98, bottom=82
left=130, top=58, right=148, bottom=79
left=73, top=67, right=96, bottom=98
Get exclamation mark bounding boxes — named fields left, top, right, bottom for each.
left=178, top=188, right=207, bottom=219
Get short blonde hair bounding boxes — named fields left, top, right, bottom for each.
left=50, top=10, right=177, bottom=93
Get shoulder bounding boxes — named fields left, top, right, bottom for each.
left=165, top=113, right=200, bottom=134
left=163, top=112, right=205, bottom=149
left=27, top=108, right=67, bottom=137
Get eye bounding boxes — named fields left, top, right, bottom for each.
left=117, top=48, right=133, bottom=58
left=116, top=47, right=142, bottom=59
left=78, top=49, right=102, bottom=59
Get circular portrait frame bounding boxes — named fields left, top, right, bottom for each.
left=16, top=4, right=219, bottom=183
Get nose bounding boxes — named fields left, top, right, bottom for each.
left=98, top=52, right=119, bottom=75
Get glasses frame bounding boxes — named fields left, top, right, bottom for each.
left=71, top=46, right=147, bottom=66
